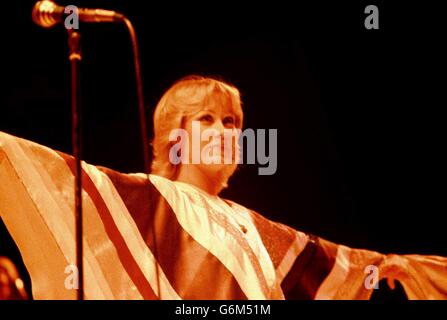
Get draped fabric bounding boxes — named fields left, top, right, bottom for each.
left=0, top=131, right=446, bottom=300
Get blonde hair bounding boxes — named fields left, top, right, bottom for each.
left=151, top=75, right=243, bottom=180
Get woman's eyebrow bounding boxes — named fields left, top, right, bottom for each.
left=191, top=109, right=211, bottom=117
left=198, top=109, right=217, bottom=115
left=223, top=113, right=235, bottom=119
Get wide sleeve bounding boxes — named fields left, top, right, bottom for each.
left=0, top=131, right=165, bottom=299
left=248, top=208, right=447, bottom=300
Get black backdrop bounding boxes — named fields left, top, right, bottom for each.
left=1, top=1, right=445, bottom=297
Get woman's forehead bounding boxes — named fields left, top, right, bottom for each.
left=202, top=101, right=235, bottom=115
left=204, top=92, right=240, bottom=112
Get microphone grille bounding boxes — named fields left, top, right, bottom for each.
left=32, top=0, right=63, bottom=28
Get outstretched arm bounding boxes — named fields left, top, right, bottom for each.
left=248, top=208, right=447, bottom=300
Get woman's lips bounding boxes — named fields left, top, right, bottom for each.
left=203, top=141, right=235, bottom=161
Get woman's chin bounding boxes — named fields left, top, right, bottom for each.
left=203, top=155, right=236, bottom=167
left=199, top=160, right=237, bottom=175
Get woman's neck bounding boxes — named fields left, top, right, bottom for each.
left=175, top=165, right=224, bottom=196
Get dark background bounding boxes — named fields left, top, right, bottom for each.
left=1, top=1, right=445, bottom=298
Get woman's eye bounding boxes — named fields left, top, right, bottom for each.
left=199, top=114, right=213, bottom=122
left=223, top=117, right=235, bottom=126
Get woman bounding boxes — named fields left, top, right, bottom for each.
left=101, top=75, right=447, bottom=300
left=126, top=75, right=295, bottom=299
left=151, top=75, right=242, bottom=195
left=0, top=76, right=446, bottom=300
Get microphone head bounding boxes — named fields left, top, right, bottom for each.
left=32, top=0, right=64, bottom=28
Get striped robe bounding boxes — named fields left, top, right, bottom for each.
left=0, top=131, right=446, bottom=300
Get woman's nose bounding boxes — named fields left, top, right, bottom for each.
left=211, top=119, right=225, bottom=135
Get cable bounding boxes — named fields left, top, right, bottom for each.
left=122, top=16, right=161, bottom=299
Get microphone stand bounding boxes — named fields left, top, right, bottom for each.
left=65, top=17, right=157, bottom=301
left=122, top=17, right=161, bottom=299
left=67, top=28, right=84, bottom=301
left=33, top=2, right=155, bottom=300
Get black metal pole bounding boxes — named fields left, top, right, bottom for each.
left=68, top=28, right=84, bottom=301
left=122, top=17, right=161, bottom=298
left=122, top=17, right=151, bottom=174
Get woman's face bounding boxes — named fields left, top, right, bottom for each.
left=181, top=99, right=241, bottom=178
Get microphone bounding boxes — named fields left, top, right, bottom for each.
left=32, top=0, right=124, bottom=28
